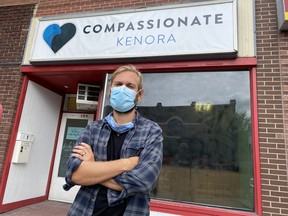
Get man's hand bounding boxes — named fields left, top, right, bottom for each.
left=72, top=142, right=95, bottom=161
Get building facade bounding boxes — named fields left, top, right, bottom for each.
left=0, top=0, right=287, bottom=215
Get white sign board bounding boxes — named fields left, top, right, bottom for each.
left=30, top=1, right=237, bottom=63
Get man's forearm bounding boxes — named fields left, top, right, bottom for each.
left=100, top=179, right=123, bottom=191
left=71, top=157, right=137, bottom=186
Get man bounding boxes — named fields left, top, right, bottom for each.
left=64, top=64, right=163, bottom=216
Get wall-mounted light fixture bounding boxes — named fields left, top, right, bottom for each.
left=277, top=0, right=288, bottom=31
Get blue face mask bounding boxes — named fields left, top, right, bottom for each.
left=110, top=85, right=138, bottom=113
left=105, top=114, right=134, bottom=134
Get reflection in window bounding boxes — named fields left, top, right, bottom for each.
left=103, top=71, right=254, bottom=211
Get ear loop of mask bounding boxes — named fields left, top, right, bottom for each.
left=135, top=89, right=142, bottom=105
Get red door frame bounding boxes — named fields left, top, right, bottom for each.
left=0, top=57, right=261, bottom=215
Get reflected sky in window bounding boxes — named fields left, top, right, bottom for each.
left=140, top=71, right=250, bottom=116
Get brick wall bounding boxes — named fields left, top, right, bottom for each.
left=0, top=4, right=35, bottom=179
left=35, top=0, right=188, bottom=17
left=1, top=0, right=288, bottom=215
left=0, top=0, right=37, bottom=7
left=255, top=0, right=288, bottom=215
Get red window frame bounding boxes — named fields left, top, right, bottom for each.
left=138, top=59, right=261, bottom=216
left=19, top=57, right=261, bottom=215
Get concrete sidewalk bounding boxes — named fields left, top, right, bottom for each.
left=1, top=200, right=71, bottom=216
left=0, top=200, right=179, bottom=216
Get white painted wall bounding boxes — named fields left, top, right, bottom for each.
left=3, top=81, right=62, bottom=204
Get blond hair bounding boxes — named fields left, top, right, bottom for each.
left=111, top=64, right=143, bottom=90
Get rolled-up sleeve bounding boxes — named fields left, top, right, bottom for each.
left=109, top=122, right=163, bottom=203
left=63, top=157, right=82, bottom=191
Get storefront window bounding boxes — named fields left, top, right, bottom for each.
left=102, top=71, right=254, bottom=211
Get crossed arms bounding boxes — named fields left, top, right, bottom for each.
left=71, top=143, right=139, bottom=191
left=65, top=122, right=163, bottom=197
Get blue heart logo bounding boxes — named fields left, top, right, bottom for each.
left=43, top=23, right=76, bottom=53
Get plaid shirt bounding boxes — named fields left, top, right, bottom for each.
left=63, top=111, right=163, bottom=216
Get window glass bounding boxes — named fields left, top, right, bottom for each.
left=58, top=118, right=88, bottom=177
left=102, top=71, right=254, bottom=211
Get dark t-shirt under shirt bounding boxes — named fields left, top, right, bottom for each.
left=93, top=130, right=128, bottom=216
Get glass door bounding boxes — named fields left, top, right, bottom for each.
left=49, top=113, right=94, bottom=203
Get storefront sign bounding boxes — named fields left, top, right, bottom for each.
left=30, top=0, right=237, bottom=63
left=277, top=0, right=288, bottom=30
